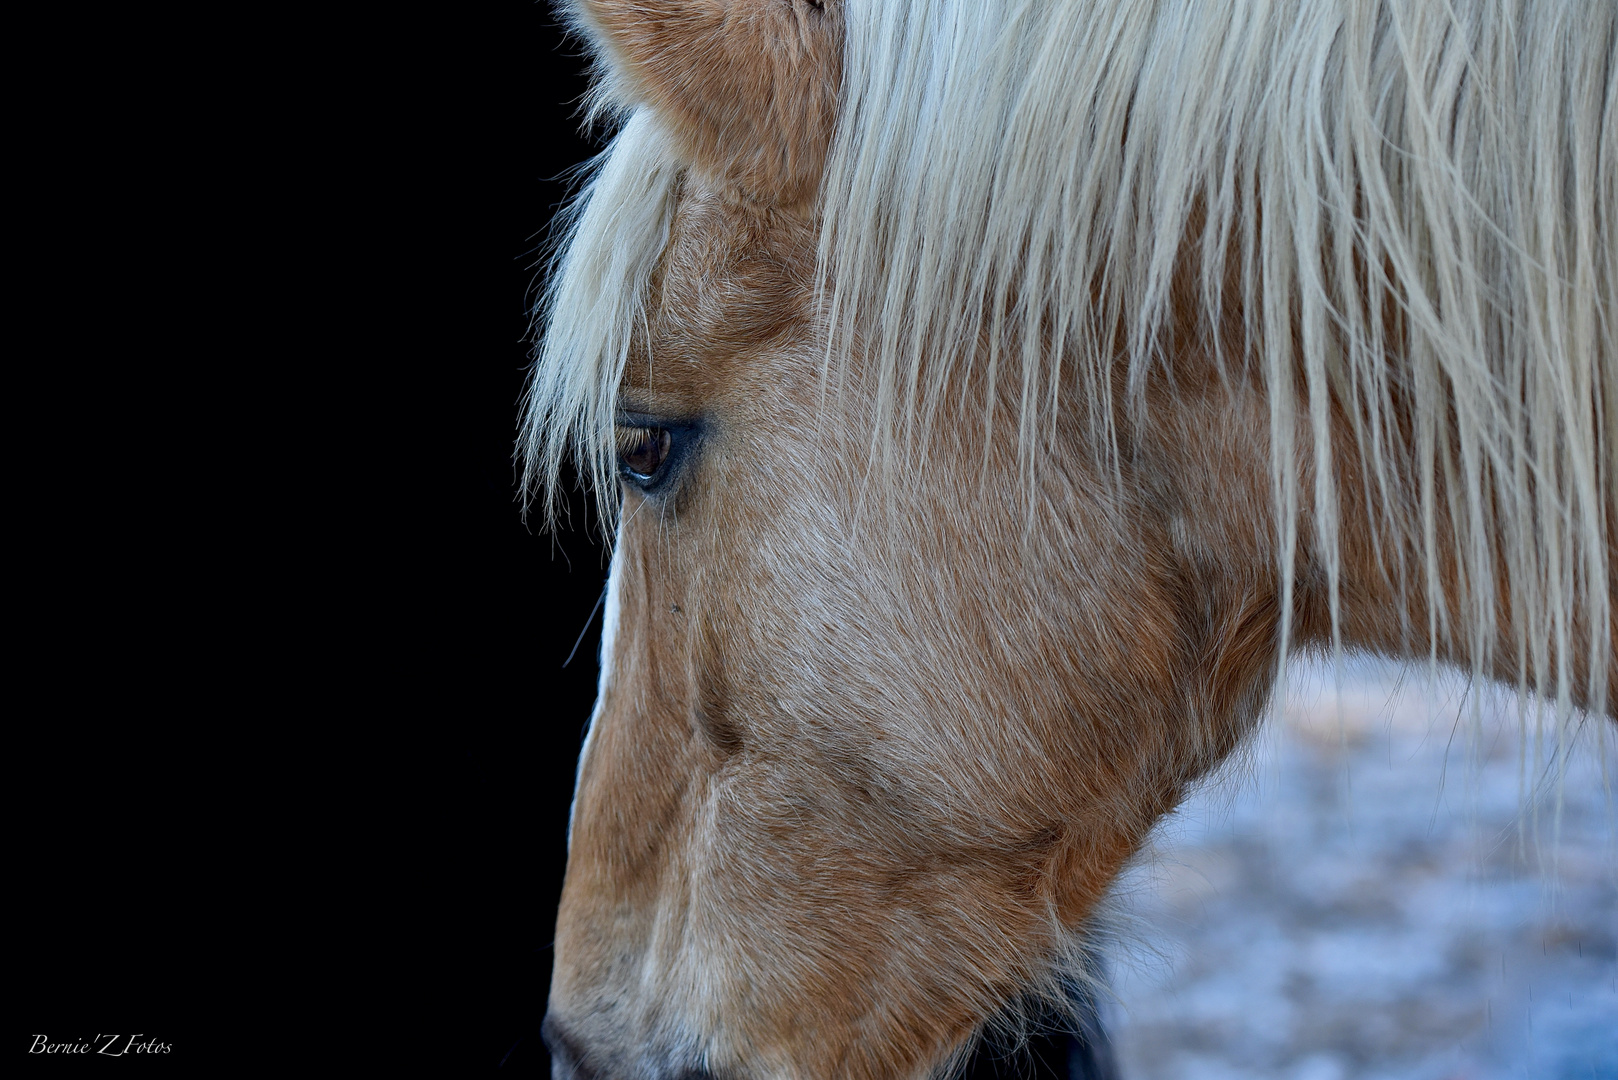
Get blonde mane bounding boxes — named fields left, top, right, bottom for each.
left=524, top=0, right=1614, bottom=717
left=521, top=107, right=683, bottom=524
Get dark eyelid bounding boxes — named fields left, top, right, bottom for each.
left=615, top=413, right=703, bottom=495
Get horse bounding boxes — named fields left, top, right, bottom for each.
left=521, top=1, right=1615, bottom=1076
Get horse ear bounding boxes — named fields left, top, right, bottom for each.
left=569, top=0, right=842, bottom=208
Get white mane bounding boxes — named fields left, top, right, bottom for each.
left=524, top=0, right=1614, bottom=716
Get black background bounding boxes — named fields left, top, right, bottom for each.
left=417, top=4, right=608, bottom=1072
left=21, top=2, right=606, bottom=1073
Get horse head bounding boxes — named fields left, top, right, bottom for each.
left=527, top=2, right=1614, bottom=1076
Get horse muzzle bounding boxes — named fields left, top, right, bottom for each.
left=542, top=1011, right=721, bottom=1080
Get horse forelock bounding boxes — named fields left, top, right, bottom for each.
left=526, top=0, right=1615, bottom=719
left=521, top=108, right=683, bottom=529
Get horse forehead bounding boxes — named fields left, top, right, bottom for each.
left=647, top=189, right=817, bottom=360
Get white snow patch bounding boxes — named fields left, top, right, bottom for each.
left=1105, top=658, right=1617, bottom=1080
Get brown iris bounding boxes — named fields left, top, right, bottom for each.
left=619, top=427, right=672, bottom=479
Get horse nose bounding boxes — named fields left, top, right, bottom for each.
left=542, top=1013, right=722, bottom=1080
left=540, top=1013, right=596, bottom=1080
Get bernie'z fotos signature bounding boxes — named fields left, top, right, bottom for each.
left=29, top=1036, right=171, bottom=1056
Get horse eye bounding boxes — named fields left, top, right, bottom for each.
left=618, top=426, right=672, bottom=481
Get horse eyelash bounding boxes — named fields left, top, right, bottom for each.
left=615, top=418, right=700, bottom=494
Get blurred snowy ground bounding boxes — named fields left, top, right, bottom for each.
left=1104, top=657, right=1617, bottom=1080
